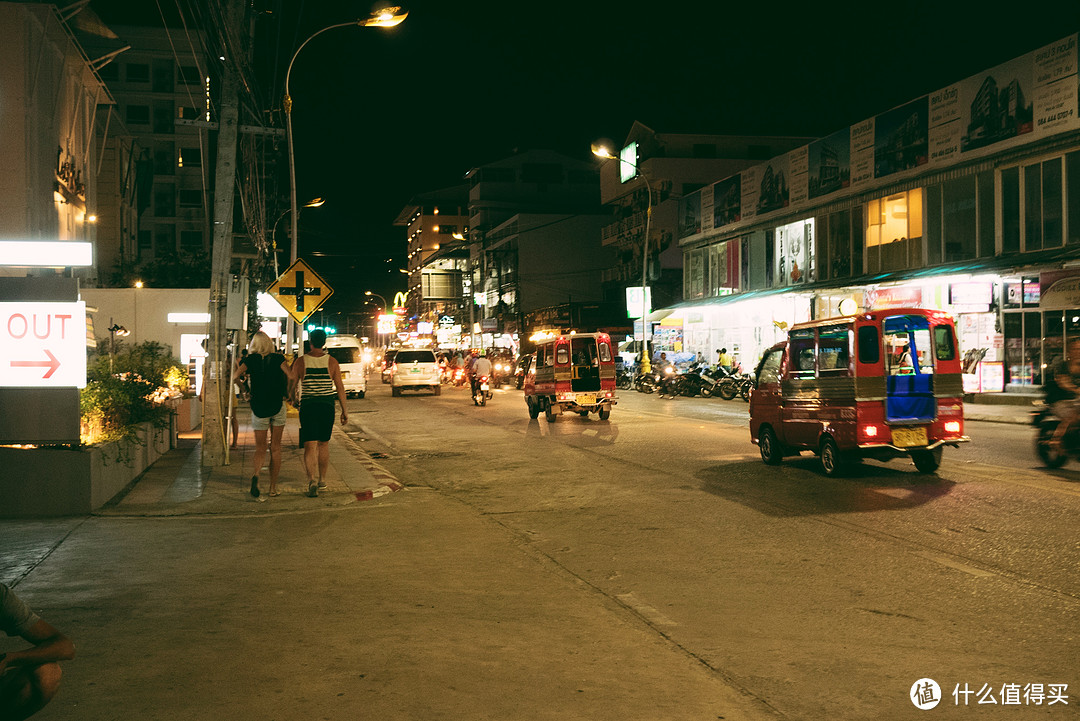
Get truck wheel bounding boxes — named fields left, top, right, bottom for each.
left=759, top=426, right=783, bottom=466
left=911, top=448, right=943, bottom=474
left=820, top=436, right=844, bottom=477
left=598, top=405, right=611, bottom=421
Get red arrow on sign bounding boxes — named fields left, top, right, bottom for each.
left=11, top=349, right=60, bottom=379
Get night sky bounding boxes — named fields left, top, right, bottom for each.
left=88, top=0, right=1077, bottom=318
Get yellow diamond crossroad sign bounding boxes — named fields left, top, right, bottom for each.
left=267, top=259, right=334, bottom=325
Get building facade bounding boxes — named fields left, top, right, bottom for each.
left=664, top=33, right=1080, bottom=393
left=0, top=2, right=109, bottom=278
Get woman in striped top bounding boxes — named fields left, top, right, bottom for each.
left=289, top=329, right=348, bottom=497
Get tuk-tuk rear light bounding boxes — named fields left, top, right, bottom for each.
left=557, top=392, right=574, bottom=401
left=862, top=424, right=879, bottom=438
left=944, top=420, right=962, bottom=434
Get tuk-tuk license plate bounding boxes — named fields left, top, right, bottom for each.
left=576, top=394, right=596, bottom=406
left=892, top=426, right=928, bottom=447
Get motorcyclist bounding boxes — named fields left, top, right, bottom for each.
left=1048, top=338, right=1080, bottom=450
left=717, top=348, right=733, bottom=376
left=469, top=349, right=493, bottom=399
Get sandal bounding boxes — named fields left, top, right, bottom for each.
left=268, top=489, right=281, bottom=497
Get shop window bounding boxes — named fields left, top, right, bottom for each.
left=977, top=171, right=995, bottom=257
left=825, top=210, right=851, bottom=281
left=1024, top=162, right=1042, bottom=250
left=926, top=184, right=942, bottom=265
left=865, top=189, right=922, bottom=273
left=764, top=230, right=775, bottom=287
left=1001, top=167, right=1020, bottom=253
left=1043, top=159, right=1063, bottom=248
left=943, top=176, right=976, bottom=262
left=1067, top=151, right=1080, bottom=245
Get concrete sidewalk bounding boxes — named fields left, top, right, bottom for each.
left=95, top=408, right=403, bottom=518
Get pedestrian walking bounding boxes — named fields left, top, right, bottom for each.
left=233, top=331, right=291, bottom=499
left=289, top=329, right=348, bottom=497
left=1, top=582, right=75, bottom=720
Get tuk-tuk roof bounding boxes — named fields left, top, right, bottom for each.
left=788, top=307, right=953, bottom=333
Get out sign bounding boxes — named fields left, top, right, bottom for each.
left=0, top=302, right=87, bottom=388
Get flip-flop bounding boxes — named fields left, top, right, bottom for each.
left=268, top=490, right=281, bottom=497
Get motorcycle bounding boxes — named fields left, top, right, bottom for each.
left=616, top=366, right=634, bottom=390
left=452, top=367, right=468, bottom=387
left=656, top=366, right=682, bottom=398
left=674, top=362, right=714, bottom=397
left=472, top=375, right=492, bottom=406
left=635, top=369, right=661, bottom=394
left=717, top=370, right=755, bottom=401
left=1033, top=406, right=1079, bottom=468
left=697, top=365, right=726, bottom=398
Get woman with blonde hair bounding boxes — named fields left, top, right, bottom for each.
left=232, top=331, right=291, bottom=498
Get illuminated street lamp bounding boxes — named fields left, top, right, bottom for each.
left=283, top=6, right=407, bottom=353
left=592, top=142, right=653, bottom=372
left=270, top=197, right=325, bottom=276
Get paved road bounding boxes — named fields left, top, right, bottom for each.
left=354, top=379, right=1080, bottom=719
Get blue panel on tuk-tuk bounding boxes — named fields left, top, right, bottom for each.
left=887, top=373, right=935, bottom=421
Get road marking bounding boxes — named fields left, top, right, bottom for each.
left=616, top=592, right=679, bottom=626
left=912, top=551, right=997, bottom=578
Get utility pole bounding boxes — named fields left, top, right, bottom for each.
left=201, top=0, right=245, bottom=467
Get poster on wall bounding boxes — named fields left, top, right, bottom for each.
left=677, top=191, right=701, bottom=239
left=849, top=117, right=875, bottom=187
left=874, top=97, right=929, bottom=178
left=713, top=175, right=741, bottom=227
left=776, top=219, right=813, bottom=286
left=756, top=155, right=790, bottom=215
left=1033, top=34, right=1079, bottom=138
left=808, top=128, right=851, bottom=199
left=788, top=146, right=809, bottom=205
left=1040, top=269, right=1080, bottom=308
left=700, top=181, right=714, bottom=234
left=740, top=166, right=759, bottom=222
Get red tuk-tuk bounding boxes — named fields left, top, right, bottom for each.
left=523, top=332, right=618, bottom=422
left=749, top=308, right=969, bottom=475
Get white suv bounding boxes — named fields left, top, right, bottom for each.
left=390, top=349, right=440, bottom=396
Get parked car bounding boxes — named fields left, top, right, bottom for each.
left=390, top=349, right=441, bottom=396
left=380, top=349, right=398, bottom=384
left=324, top=335, right=366, bottom=398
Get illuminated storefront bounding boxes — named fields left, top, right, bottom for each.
left=668, top=33, right=1080, bottom=392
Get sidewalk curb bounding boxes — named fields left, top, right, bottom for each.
left=332, top=425, right=406, bottom=501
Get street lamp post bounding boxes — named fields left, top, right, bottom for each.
left=283, top=6, right=407, bottom=355
left=592, top=143, right=653, bottom=373
left=365, top=290, right=388, bottom=346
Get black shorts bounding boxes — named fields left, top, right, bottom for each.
left=299, top=402, right=334, bottom=445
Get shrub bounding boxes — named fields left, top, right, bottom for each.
left=80, top=341, right=187, bottom=446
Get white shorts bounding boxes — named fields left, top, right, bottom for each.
left=251, top=402, right=287, bottom=431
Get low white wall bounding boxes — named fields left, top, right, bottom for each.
left=0, top=421, right=175, bottom=518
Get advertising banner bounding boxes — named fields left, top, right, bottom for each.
left=1040, top=269, right=1080, bottom=309
left=756, top=154, right=790, bottom=215
left=849, top=117, right=875, bottom=188
left=700, top=180, right=714, bottom=234
left=677, top=190, right=702, bottom=239
left=788, top=146, right=809, bottom=206
left=808, top=127, right=851, bottom=199
left=874, top=97, right=929, bottom=179
left=713, top=175, right=741, bottom=227
left=740, top=165, right=759, bottom=222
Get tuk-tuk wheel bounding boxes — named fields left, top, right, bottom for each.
left=598, top=405, right=611, bottom=421
left=544, top=402, right=558, bottom=423
left=527, top=397, right=540, bottom=419
left=758, top=427, right=783, bottom=465
left=911, top=447, right=942, bottom=474
left=820, top=437, right=844, bottom=477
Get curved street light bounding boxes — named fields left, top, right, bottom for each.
left=365, top=291, right=389, bottom=346
left=270, top=197, right=325, bottom=276
left=283, top=6, right=408, bottom=353
left=592, top=142, right=653, bottom=373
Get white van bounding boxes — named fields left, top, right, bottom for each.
left=324, top=335, right=367, bottom=398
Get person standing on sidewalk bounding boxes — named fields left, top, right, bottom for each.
left=289, top=329, right=348, bottom=497
left=1, top=582, right=75, bottom=720
left=233, top=331, right=291, bottom=499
